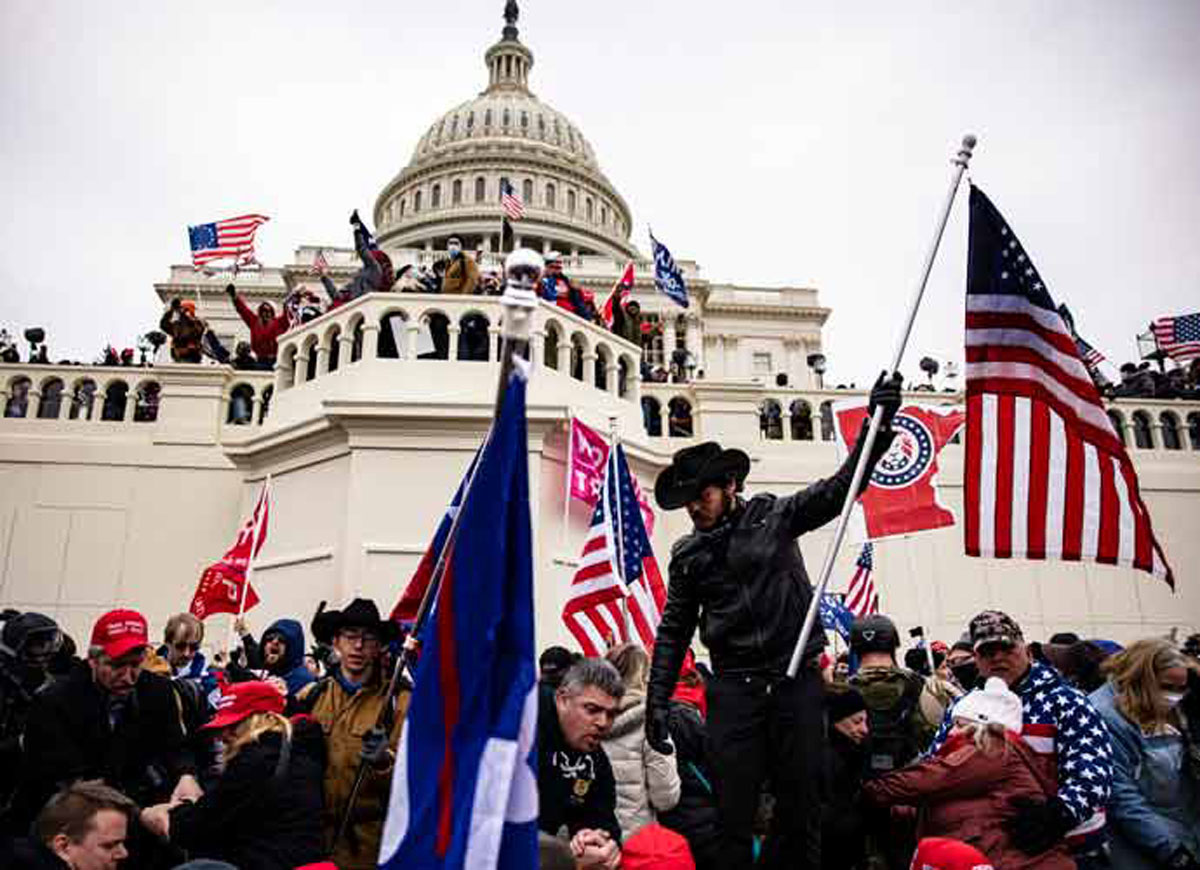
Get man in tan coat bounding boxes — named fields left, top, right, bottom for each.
left=441, top=236, right=479, bottom=295
left=296, top=598, right=411, bottom=870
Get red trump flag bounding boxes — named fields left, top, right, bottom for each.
left=189, top=482, right=270, bottom=619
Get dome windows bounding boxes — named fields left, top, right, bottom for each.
left=567, top=190, right=576, bottom=216
left=485, top=108, right=493, bottom=128
left=431, top=183, right=441, bottom=208
left=466, top=112, right=475, bottom=131
left=521, top=111, right=529, bottom=129
left=546, top=183, right=556, bottom=209
left=399, top=198, right=406, bottom=218
left=414, top=190, right=423, bottom=213
left=601, top=206, right=608, bottom=226
left=452, top=179, right=463, bottom=205
left=586, top=197, right=594, bottom=222
left=538, top=115, right=546, bottom=138
left=523, top=178, right=533, bottom=204
left=475, top=176, right=486, bottom=202
left=503, top=108, right=511, bottom=128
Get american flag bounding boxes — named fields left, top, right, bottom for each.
left=963, top=185, right=1173, bottom=586
left=844, top=543, right=879, bottom=618
left=500, top=178, right=525, bottom=221
left=312, top=248, right=329, bottom=275
left=562, top=443, right=666, bottom=655
left=1075, top=335, right=1106, bottom=373
left=188, top=214, right=268, bottom=268
left=1151, top=312, right=1200, bottom=363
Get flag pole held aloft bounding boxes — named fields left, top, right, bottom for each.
left=786, top=134, right=978, bottom=679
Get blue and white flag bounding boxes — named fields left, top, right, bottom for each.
left=379, top=372, right=538, bottom=870
left=649, top=231, right=689, bottom=308
left=819, top=593, right=854, bottom=642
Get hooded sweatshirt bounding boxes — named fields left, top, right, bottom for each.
left=248, top=619, right=315, bottom=697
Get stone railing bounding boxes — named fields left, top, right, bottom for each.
left=638, top=380, right=1200, bottom=453
left=270, top=291, right=643, bottom=402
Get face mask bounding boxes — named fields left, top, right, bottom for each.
left=951, top=662, right=979, bottom=690
left=448, top=245, right=461, bottom=257
left=1163, top=691, right=1186, bottom=707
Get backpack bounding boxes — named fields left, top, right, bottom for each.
left=854, top=669, right=926, bottom=775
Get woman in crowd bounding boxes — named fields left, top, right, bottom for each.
left=603, top=643, right=681, bottom=841
left=1089, top=639, right=1200, bottom=869
left=863, top=678, right=1072, bottom=870
left=822, top=685, right=871, bottom=870
left=139, top=680, right=327, bottom=870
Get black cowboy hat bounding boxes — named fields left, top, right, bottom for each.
left=311, top=597, right=398, bottom=645
left=654, top=441, right=750, bottom=511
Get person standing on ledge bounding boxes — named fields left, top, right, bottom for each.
left=645, top=372, right=903, bottom=870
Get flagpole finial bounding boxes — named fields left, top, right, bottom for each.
left=954, top=134, right=978, bottom=167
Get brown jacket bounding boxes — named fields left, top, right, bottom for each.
left=442, top=254, right=479, bottom=295
left=863, top=733, right=1074, bottom=870
left=297, top=670, right=411, bottom=870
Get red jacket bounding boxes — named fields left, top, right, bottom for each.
left=863, top=733, right=1074, bottom=870
left=233, top=294, right=290, bottom=361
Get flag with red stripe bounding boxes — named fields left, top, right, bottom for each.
left=562, top=443, right=666, bottom=655
left=844, top=543, right=879, bottom=618
left=1151, top=312, right=1200, bottom=363
left=188, top=214, right=268, bottom=268
left=601, top=263, right=635, bottom=329
left=188, top=481, right=270, bottom=619
left=963, top=185, right=1173, bottom=586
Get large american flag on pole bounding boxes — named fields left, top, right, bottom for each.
left=500, top=178, right=525, bottom=221
left=188, top=214, right=268, bottom=268
left=563, top=444, right=666, bottom=655
left=844, top=543, right=879, bottom=618
left=963, top=185, right=1173, bottom=586
left=1151, top=312, right=1200, bottom=363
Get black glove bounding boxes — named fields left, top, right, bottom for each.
left=868, top=370, right=903, bottom=428
left=360, top=726, right=391, bottom=768
left=225, top=283, right=236, bottom=298
left=1167, top=846, right=1200, bottom=870
left=1003, top=796, right=1075, bottom=856
left=645, top=702, right=673, bottom=756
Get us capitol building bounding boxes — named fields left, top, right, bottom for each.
left=2, top=7, right=1197, bottom=651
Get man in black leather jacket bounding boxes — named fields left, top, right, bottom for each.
left=645, top=372, right=902, bottom=870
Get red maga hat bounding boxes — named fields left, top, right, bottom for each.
left=204, top=680, right=285, bottom=731
left=910, top=837, right=994, bottom=870
left=90, top=609, right=148, bottom=660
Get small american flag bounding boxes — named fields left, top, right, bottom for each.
left=500, top=178, right=525, bottom=221
left=188, top=214, right=268, bottom=269
left=963, top=185, right=1172, bottom=586
left=845, top=543, right=879, bottom=618
left=1151, top=312, right=1200, bottom=363
left=1075, top=335, right=1106, bottom=372
left=312, top=248, right=329, bottom=275
left=562, top=443, right=666, bottom=655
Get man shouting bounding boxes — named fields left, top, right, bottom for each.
left=646, top=373, right=903, bottom=870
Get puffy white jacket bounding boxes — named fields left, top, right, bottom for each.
left=601, top=690, right=681, bottom=841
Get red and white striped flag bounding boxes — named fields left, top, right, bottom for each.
left=1151, top=313, right=1200, bottom=364
left=845, top=543, right=879, bottom=618
left=188, top=214, right=268, bottom=269
left=500, top=178, right=525, bottom=221
left=963, top=186, right=1173, bottom=586
left=312, top=248, right=329, bottom=275
left=601, top=262, right=636, bottom=329
left=562, top=443, right=666, bottom=655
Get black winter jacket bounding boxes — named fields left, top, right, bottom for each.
left=648, top=424, right=892, bottom=709
left=822, top=728, right=870, bottom=870
left=13, top=662, right=195, bottom=826
left=658, top=701, right=720, bottom=870
left=168, top=720, right=327, bottom=870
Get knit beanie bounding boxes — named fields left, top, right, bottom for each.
left=826, top=686, right=867, bottom=724
left=620, top=824, right=695, bottom=870
left=952, top=677, right=1023, bottom=733
left=910, top=837, right=994, bottom=870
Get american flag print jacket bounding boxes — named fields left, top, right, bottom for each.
left=929, top=660, right=1113, bottom=851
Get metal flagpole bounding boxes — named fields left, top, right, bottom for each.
left=561, top=409, right=574, bottom=550
left=787, top=134, right=977, bottom=679
left=609, top=415, right=630, bottom=643
left=226, top=474, right=271, bottom=658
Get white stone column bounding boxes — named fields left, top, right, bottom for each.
left=448, top=324, right=461, bottom=361
left=314, top=346, right=329, bottom=376
left=531, top=330, right=545, bottom=368
left=251, top=395, right=263, bottom=426
left=56, top=389, right=70, bottom=420
left=293, top=354, right=308, bottom=387
left=362, top=323, right=381, bottom=361
left=604, top=361, right=617, bottom=393
left=583, top=351, right=597, bottom=386
left=122, top=391, right=136, bottom=423
left=557, top=342, right=572, bottom=372
left=664, top=318, right=678, bottom=360
left=488, top=326, right=502, bottom=363
left=724, top=337, right=739, bottom=377
left=338, top=333, right=355, bottom=364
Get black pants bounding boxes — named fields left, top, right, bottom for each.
left=706, top=668, right=826, bottom=870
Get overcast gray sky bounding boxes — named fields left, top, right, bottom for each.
left=2, top=0, right=1197, bottom=385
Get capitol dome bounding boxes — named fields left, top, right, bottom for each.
left=373, top=6, right=638, bottom=261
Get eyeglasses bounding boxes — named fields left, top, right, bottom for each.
left=339, top=630, right=380, bottom=647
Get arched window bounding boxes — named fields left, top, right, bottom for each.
left=4, top=377, right=31, bottom=419
left=258, top=385, right=273, bottom=424
left=134, top=382, right=160, bottom=422
left=544, top=324, right=560, bottom=370
left=594, top=348, right=610, bottom=391
left=546, top=183, right=556, bottom=209
left=668, top=398, right=693, bottom=438
left=586, top=198, right=594, bottom=222
left=351, top=320, right=365, bottom=363
left=37, top=378, right=65, bottom=419
left=450, top=115, right=458, bottom=137
left=601, top=206, right=608, bottom=226
left=452, top=179, right=462, bottom=205
left=503, top=108, right=511, bottom=128
left=819, top=400, right=835, bottom=441
left=570, top=336, right=586, bottom=381
left=378, top=313, right=408, bottom=359
left=70, top=379, right=97, bottom=420
left=304, top=340, right=319, bottom=381
left=790, top=399, right=814, bottom=441
left=101, top=382, right=129, bottom=421
left=466, top=112, right=474, bottom=131
left=520, top=111, right=529, bottom=129
left=641, top=397, right=662, bottom=437
left=485, top=108, right=492, bottom=127
left=227, top=384, right=254, bottom=425
left=399, top=198, right=406, bottom=218
left=1131, top=410, right=1153, bottom=449
left=1106, top=410, right=1126, bottom=445
left=431, top=183, right=441, bottom=208
left=414, top=190, right=422, bottom=213
left=327, top=328, right=341, bottom=373
left=523, top=179, right=533, bottom=204
left=1160, top=411, right=1182, bottom=450
left=458, top=312, right=490, bottom=362
left=420, top=312, right=451, bottom=360
left=538, top=115, right=546, bottom=137
left=553, top=118, right=562, bottom=142
left=760, top=400, right=783, bottom=440
left=475, top=177, right=486, bottom=203
left=618, top=357, right=631, bottom=398
left=1188, top=412, right=1200, bottom=450
left=567, top=190, right=577, bottom=216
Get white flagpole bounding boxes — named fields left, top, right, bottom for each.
left=561, top=409, right=574, bottom=550
left=609, top=415, right=630, bottom=643
left=226, top=475, right=271, bottom=659
left=787, top=134, right=977, bottom=679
